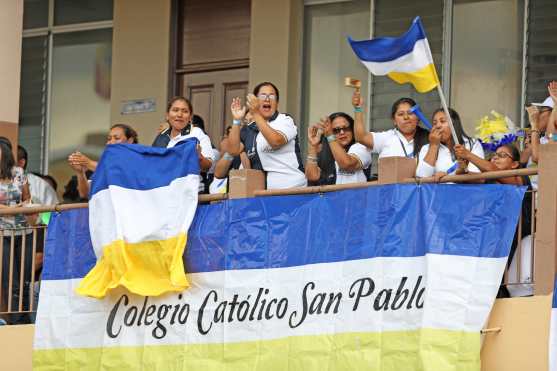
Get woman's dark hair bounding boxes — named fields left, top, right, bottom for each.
left=111, top=124, right=139, bottom=144
left=253, top=82, right=280, bottom=102
left=432, top=107, right=472, bottom=145
left=499, top=144, right=521, bottom=162
left=166, top=96, right=193, bottom=114
left=0, top=142, right=15, bottom=180
left=192, top=114, right=206, bottom=134
left=312, top=112, right=356, bottom=186
left=391, top=97, right=417, bottom=118
left=38, top=173, right=58, bottom=192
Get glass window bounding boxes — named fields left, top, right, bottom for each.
left=302, top=0, right=371, bottom=154
left=371, top=0, right=444, bottom=132
left=54, top=0, right=113, bottom=25
left=49, top=29, right=112, bottom=190
left=451, top=0, right=524, bottom=133
left=19, top=36, right=48, bottom=173
left=525, top=0, right=557, bottom=112
left=23, top=0, right=49, bottom=29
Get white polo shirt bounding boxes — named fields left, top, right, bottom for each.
left=256, top=113, right=307, bottom=190
left=372, top=129, right=415, bottom=158
left=335, top=143, right=372, bottom=185
left=167, top=126, right=216, bottom=192
left=416, top=138, right=484, bottom=178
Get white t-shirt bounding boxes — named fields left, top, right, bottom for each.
left=256, top=113, right=307, bottom=190
left=167, top=126, right=215, bottom=192
left=27, top=173, right=59, bottom=206
left=372, top=129, right=415, bottom=158
left=416, top=138, right=484, bottom=178
left=335, top=143, right=372, bottom=185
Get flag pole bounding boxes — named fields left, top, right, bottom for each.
left=436, top=84, right=460, bottom=145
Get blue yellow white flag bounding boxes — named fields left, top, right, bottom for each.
left=348, top=16, right=440, bottom=93
left=76, top=140, right=200, bottom=298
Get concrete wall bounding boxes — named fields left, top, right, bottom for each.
left=0, top=0, right=23, bottom=147
left=249, top=0, right=303, bottom=122
left=110, top=0, right=172, bottom=145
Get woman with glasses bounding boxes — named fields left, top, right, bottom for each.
left=454, top=142, right=532, bottom=297
left=353, top=91, right=429, bottom=160
left=305, top=112, right=371, bottom=185
left=416, top=108, right=484, bottom=180
left=227, top=81, right=306, bottom=189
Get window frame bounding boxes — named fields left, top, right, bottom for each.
left=22, top=0, right=113, bottom=173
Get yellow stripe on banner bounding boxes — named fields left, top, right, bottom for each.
left=76, top=233, right=189, bottom=298
left=388, top=63, right=440, bottom=93
left=33, top=328, right=481, bottom=371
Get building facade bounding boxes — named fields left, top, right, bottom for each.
left=3, top=0, right=557, bottom=190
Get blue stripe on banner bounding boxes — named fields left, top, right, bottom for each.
left=90, top=139, right=200, bottom=196
left=43, top=184, right=525, bottom=281
left=348, top=16, right=426, bottom=63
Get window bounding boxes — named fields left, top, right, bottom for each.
left=450, top=0, right=524, bottom=133
left=525, top=0, right=557, bottom=109
left=302, top=0, right=371, bottom=154
left=20, top=0, right=113, bottom=186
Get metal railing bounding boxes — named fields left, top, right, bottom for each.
left=0, top=226, right=47, bottom=324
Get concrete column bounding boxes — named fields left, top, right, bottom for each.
left=110, top=0, right=172, bottom=145
left=0, top=0, right=24, bottom=148
left=249, top=0, right=303, bottom=122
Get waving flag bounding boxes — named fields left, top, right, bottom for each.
left=348, top=16, right=440, bottom=93
left=76, top=140, right=200, bottom=298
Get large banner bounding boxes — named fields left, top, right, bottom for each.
left=34, top=184, right=525, bottom=370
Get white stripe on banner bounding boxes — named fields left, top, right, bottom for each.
left=360, top=39, right=432, bottom=75
left=35, top=254, right=506, bottom=350
left=89, top=174, right=199, bottom=253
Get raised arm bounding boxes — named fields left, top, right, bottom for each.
left=454, top=144, right=495, bottom=173
left=305, top=123, right=323, bottom=183
left=352, top=90, right=374, bottom=149
left=227, top=98, right=246, bottom=156
left=526, top=106, right=541, bottom=164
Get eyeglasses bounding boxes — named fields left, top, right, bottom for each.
left=332, top=126, right=352, bottom=135
left=493, top=152, right=513, bottom=159
left=257, top=94, right=277, bottom=101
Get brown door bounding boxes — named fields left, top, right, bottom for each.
left=180, top=69, right=249, bottom=146
left=175, top=0, right=250, bottom=147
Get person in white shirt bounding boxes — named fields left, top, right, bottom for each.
left=227, top=82, right=306, bottom=190
left=152, top=97, right=215, bottom=193
left=416, top=108, right=485, bottom=179
left=17, top=145, right=58, bottom=206
left=305, top=112, right=371, bottom=185
left=353, top=91, right=429, bottom=159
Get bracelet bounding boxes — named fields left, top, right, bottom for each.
left=354, top=106, right=363, bottom=113
left=306, top=154, right=318, bottom=162
left=326, top=134, right=337, bottom=143
left=223, top=152, right=234, bottom=161
left=531, top=129, right=539, bottom=134
left=232, top=119, right=242, bottom=126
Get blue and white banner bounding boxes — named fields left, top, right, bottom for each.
left=34, top=184, right=525, bottom=370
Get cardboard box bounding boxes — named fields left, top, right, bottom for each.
left=378, top=156, right=417, bottom=184
left=228, top=169, right=265, bottom=199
